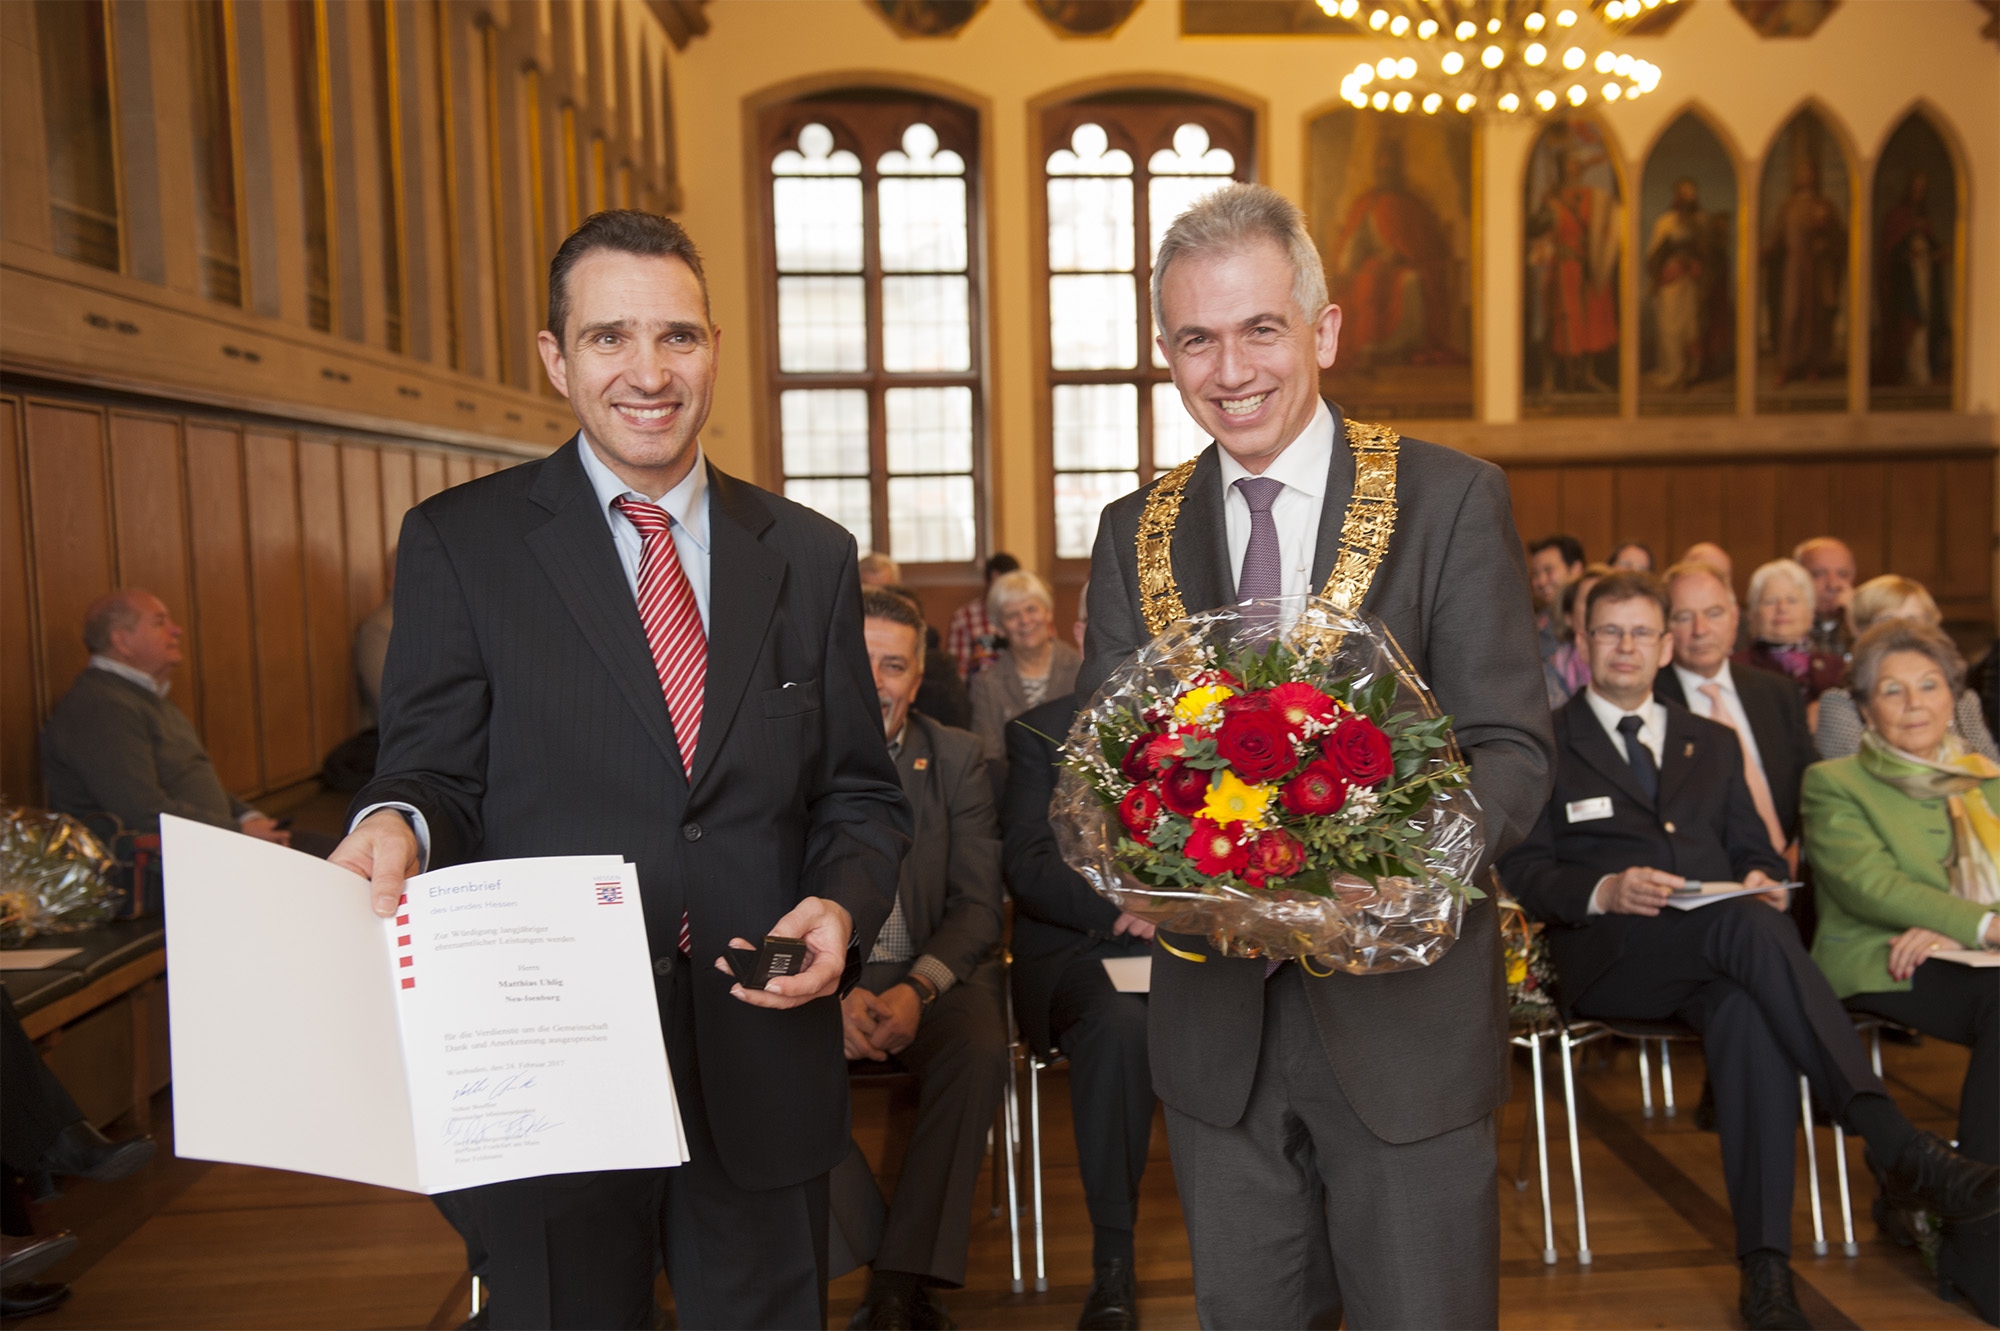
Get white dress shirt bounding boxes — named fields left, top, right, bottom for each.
left=1582, top=687, right=1668, bottom=915
left=1214, top=399, right=1335, bottom=606
left=1673, top=661, right=1768, bottom=782
left=89, top=654, right=168, bottom=698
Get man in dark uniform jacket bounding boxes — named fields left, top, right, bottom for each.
left=1499, top=571, right=1997, bottom=1330
left=1002, top=603, right=1154, bottom=1331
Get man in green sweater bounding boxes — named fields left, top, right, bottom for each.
left=39, top=590, right=289, bottom=845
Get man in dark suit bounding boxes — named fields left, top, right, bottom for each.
left=1003, top=598, right=1154, bottom=1331
left=1080, top=184, right=1555, bottom=1327
left=1499, top=571, right=1997, bottom=1330
left=331, top=212, right=911, bottom=1330
left=838, top=589, right=1007, bottom=1330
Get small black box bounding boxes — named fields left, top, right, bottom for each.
left=726, top=935, right=810, bottom=989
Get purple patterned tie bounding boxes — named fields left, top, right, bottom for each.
left=1234, top=477, right=1285, bottom=625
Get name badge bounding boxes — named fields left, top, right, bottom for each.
left=1566, top=797, right=1614, bottom=823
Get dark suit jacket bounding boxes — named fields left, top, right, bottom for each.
left=1654, top=661, right=1819, bottom=837
left=1001, top=694, right=1147, bottom=1056
left=1497, top=691, right=1789, bottom=1012
left=1079, top=402, right=1556, bottom=1142
left=889, top=712, right=1002, bottom=979
left=352, top=440, right=911, bottom=1192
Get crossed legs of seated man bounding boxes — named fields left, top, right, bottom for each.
left=841, top=957, right=1010, bottom=1330
left=1571, top=897, right=1998, bottom=1328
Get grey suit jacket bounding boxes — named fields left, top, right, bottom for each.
left=1080, top=402, right=1555, bottom=1143
left=892, top=711, right=1004, bottom=981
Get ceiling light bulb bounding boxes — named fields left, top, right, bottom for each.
left=1536, top=89, right=1558, bottom=110
left=1390, top=14, right=1410, bottom=34
left=1615, top=54, right=1635, bottom=74
left=1487, top=17, right=1501, bottom=31
left=1370, top=8, right=1389, bottom=28
left=1563, top=46, right=1585, bottom=68
left=1396, top=57, right=1417, bottom=77
left=1558, top=8, right=1577, bottom=24
left=1418, top=18, right=1438, bottom=37
left=1315, top=0, right=1339, bottom=15
left=1568, top=83, right=1587, bottom=104
left=1482, top=44, right=1503, bottom=66
left=1525, top=11, right=1546, bottom=29
left=1525, top=42, right=1547, bottom=63
left=1644, top=0, right=1661, bottom=7
left=1377, top=57, right=1397, bottom=77
left=1350, top=89, right=1370, bottom=107
left=1393, top=91, right=1413, bottom=111
left=1423, top=93, right=1443, bottom=113
left=1456, top=92, right=1477, bottom=112
left=1355, top=62, right=1375, bottom=83
left=1455, top=19, right=1476, bottom=38
left=1594, top=50, right=1615, bottom=72
left=1499, top=92, right=1521, bottom=111
left=1339, top=0, right=1359, bottom=15
left=1441, top=50, right=1465, bottom=73
left=1603, top=83, right=1621, bottom=99
left=1372, top=91, right=1390, bottom=109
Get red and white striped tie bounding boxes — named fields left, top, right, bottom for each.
left=613, top=496, right=704, bottom=954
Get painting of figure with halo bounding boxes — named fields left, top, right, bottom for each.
left=1523, top=115, right=1622, bottom=415
left=1869, top=111, right=1956, bottom=410
left=1639, top=112, right=1736, bottom=414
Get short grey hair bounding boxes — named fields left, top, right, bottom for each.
left=1746, top=558, right=1813, bottom=611
left=83, top=589, right=150, bottom=654
left=1151, top=183, right=1329, bottom=337
left=988, top=569, right=1053, bottom=624
left=1849, top=619, right=1965, bottom=701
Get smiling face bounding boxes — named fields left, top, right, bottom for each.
left=1529, top=547, right=1581, bottom=609
left=1000, top=598, right=1051, bottom=655
left=536, top=249, right=717, bottom=498
left=1862, top=649, right=1954, bottom=757
left=1157, top=239, right=1341, bottom=475
left=864, top=616, right=923, bottom=740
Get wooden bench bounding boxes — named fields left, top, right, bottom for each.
left=4, top=918, right=169, bottom=1131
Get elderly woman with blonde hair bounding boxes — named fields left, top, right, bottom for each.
left=1800, top=619, right=2000, bottom=1323
left=1815, top=575, right=2000, bottom=761
left=1735, top=558, right=1844, bottom=714
left=968, top=570, right=1080, bottom=767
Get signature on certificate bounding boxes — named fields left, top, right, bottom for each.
left=443, top=1111, right=562, bottom=1148
left=449, top=1072, right=539, bottom=1104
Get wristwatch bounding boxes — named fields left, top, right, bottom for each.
left=897, top=973, right=939, bottom=1006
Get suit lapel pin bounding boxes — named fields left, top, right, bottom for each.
left=1683, top=741, right=1694, bottom=758
left=913, top=757, right=928, bottom=770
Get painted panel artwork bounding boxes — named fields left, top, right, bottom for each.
left=1524, top=116, right=1622, bottom=416
left=1870, top=112, right=1956, bottom=411
left=1757, top=108, right=1850, bottom=412
left=1639, top=112, right=1736, bottom=415
left=1308, top=110, right=1473, bottom=420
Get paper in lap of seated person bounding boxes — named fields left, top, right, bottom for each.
left=162, top=815, right=686, bottom=1194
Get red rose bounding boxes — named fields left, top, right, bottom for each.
left=1120, top=732, right=1164, bottom=782
left=1186, top=817, right=1247, bottom=877
left=1281, top=760, right=1349, bottom=816
left=1243, top=828, right=1307, bottom=886
left=1118, top=786, right=1163, bottom=843
left=1322, top=715, right=1394, bottom=786
left=1264, top=682, right=1341, bottom=735
left=1159, top=762, right=1211, bottom=816
left=1215, top=709, right=1298, bottom=784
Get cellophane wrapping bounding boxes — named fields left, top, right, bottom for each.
left=0, top=808, right=119, bottom=946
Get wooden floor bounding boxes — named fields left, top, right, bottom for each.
left=15, top=1028, right=1982, bottom=1329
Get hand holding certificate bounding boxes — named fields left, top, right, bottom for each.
left=163, top=815, right=685, bottom=1195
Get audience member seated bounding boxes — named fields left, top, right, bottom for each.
left=1800, top=620, right=1999, bottom=1325
left=2, top=988, right=155, bottom=1319
left=1656, top=561, right=1819, bottom=862
left=836, top=590, right=1010, bottom=1331
left=1794, top=537, right=1857, bottom=658
left=1737, top=559, right=1844, bottom=716
left=858, top=552, right=902, bottom=589
left=946, top=552, right=1020, bottom=681
left=881, top=584, right=974, bottom=732
left=1545, top=563, right=1610, bottom=709
left=1498, top=572, right=1998, bottom=1331
left=1001, top=595, right=1153, bottom=1331
left=1610, top=542, right=1656, bottom=573
left=1814, top=577, right=1999, bottom=762
left=970, top=571, right=1080, bottom=772
left=1528, top=534, right=1587, bottom=663
left=40, top=591, right=291, bottom=847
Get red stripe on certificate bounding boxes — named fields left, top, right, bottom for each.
left=401, top=977, right=415, bottom=989
left=399, top=955, right=413, bottom=968
left=398, top=935, right=410, bottom=946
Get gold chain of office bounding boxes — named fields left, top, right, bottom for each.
left=1135, top=420, right=1401, bottom=636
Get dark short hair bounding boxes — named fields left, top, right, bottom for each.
left=546, top=210, right=709, bottom=342
left=1586, top=570, right=1670, bottom=625
left=1529, top=534, right=1586, bottom=567
left=1558, top=563, right=1615, bottom=620
left=1849, top=619, right=1966, bottom=701
left=1610, top=541, right=1655, bottom=571
left=862, top=587, right=926, bottom=641
left=984, top=552, right=1020, bottom=580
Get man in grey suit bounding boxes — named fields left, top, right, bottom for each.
left=1079, top=184, right=1555, bottom=1327
left=839, top=588, right=1008, bottom=1330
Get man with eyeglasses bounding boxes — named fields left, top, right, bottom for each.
left=1499, top=571, right=1998, bottom=1331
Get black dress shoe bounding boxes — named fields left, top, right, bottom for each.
left=1738, top=1251, right=1812, bottom=1330
left=1079, top=1257, right=1139, bottom=1330
left=0, top=1281, right=73, bottom=1319
left=1875, top=1132, right=2000, bottom=1224
left=909, top=1286, right=956, bottom=1331
left=848, top=1282, right=919, bottom=1331
left=1871, top=1193, right=1936, bottom=1249
left=38, top=1121, right=156, bottom=1184
left=0, top=1233, right=77, bottom=1286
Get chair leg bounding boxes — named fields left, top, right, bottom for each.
left=1800, top=1075, right=1828, bottom=1256
left=1005, top=1057, right=1024, bottom=1293
left=1637, top=1039, right=1654, bottom=1119
left=469, top=1275, right=483, bottom=1317
left=1660, top=1040, right=1677, bottom=1117
left=1028, top=1059, right=1048, bottom=1293
left=1529, top=1033, right=1557, bottom=1265
left=1560, top=1028, right=1593, bottom=1266
left=1832, top=1123, right=1859, bottom=1256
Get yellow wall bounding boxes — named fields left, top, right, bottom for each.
left=668, top=0, right=1999, bottom=571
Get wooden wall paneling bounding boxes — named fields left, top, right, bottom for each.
left=1719, top=464, right=1780, bottom=589
left=443, top=453, right=471, bottom=489
left=340, top=442, right=386, bottom=624
left=107, top=412, right=199, bottom=716
left=22, top=402, right=116, bottom=702
left=1826, top=461, right=1889, bottom=581
left=1884, top=460, right=1945, bottom=591
left=1613, top=466, right=1674, bottom=570
left=298, top=436, right=352, bottom=756
left=379, top=448, right=416, bottom=557
left=1939, top=456, right=1994, bottom=606
left=1, top=397, right=42, bottom=805
left=1558, top=467, right=1616, bottom=563
left=1505, top=469, right=1562, bottom=547
left=413, top=450, right=446, bottom=503
left=242, top=432, right=317, bottom=787
left=1667, top=467, right=1725, bottom=565
left=1773, top=463, right=1832, bottom=565
left=183, top=424, right=263, bottom=793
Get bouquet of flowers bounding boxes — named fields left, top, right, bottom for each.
left=1051, top=599, right=1484, bottom=975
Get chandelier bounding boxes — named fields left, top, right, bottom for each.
left=1318, top=0, right=1670, bottom=116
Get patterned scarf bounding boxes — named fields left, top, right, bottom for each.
left=1858, top=729, right=2000, bottom=906
left=1758, top=638, right=1813, bottom=687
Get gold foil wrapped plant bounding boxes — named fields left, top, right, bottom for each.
left=1, top=809, right=120, bottom=946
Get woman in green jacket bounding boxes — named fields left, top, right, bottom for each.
left=1801, top=618, right=1999, bottom=1324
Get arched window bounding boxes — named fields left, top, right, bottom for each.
left=1040, top=95, right=1255, bottom=563
left=761, top=95, right=985, bottom=569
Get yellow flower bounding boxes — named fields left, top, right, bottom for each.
left=1201, top=769, right=1271, bottom=826
left=1175, top=683, right=1235, bottom=724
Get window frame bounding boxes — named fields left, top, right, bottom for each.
left=756, top=91, right=989, bottom=579
left=1035, top=93, right=1257, bottom=573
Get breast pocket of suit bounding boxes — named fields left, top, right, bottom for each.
left=763, top=678, right=822, bottom=719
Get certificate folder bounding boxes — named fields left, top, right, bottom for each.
left=163, top=815, right=685, bottom=1195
